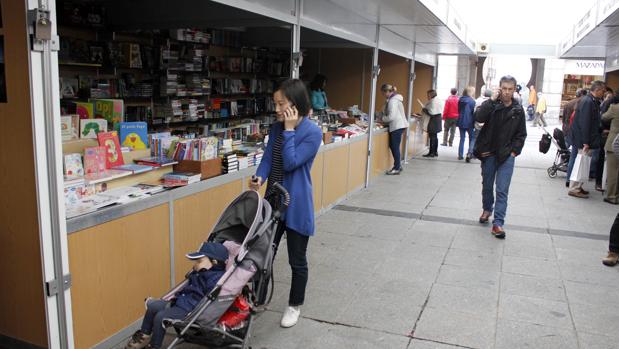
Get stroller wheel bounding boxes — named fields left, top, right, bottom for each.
left=547, top=167, right=557, bottom=178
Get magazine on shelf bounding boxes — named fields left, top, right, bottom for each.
left=134, top=156, right=178, bottom=167
left=112, top=164, right=154, bottom=174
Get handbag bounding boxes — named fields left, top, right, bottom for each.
left=569, top=149, right=592, bottom=182
left=539, top=133, right=551, bottom=154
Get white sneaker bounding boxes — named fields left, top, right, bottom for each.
left=280, top=306, right=300, bottom=328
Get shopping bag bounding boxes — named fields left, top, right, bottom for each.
left=602, top=158, right=608, bottom=191
left=569, top=150, right=592, bottom=182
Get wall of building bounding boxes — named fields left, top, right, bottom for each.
left=607, top=69, right=619, bottom=90
left=0, top=0, right=48, bottom=347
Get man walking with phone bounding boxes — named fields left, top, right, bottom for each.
left=567, top=80, right=606, bottom=198
left=474, top=76, right=527, bottom=239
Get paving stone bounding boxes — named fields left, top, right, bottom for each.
left=408, top=339, right=464, bottom=349
left=436, top=264, right=501, bottom=290
left=315, top=324, right=411, bottom=349
left=555, top=247, right=610, bottom=268
left=499, top=294, right=573, bottom=329
left=250, top=310, right=331, bottom=349
left=450, top=229, right=506, bottom=253
left=571, top=302, right=619, bottom=337
left=564, top=280, right=619, bottom=307
left=501, top=255, right=561, bottom=279
left=444, top=248, right=502, bottom=272
left=503, top=241, right=556, bottom=260
left=558, top=262, right=619, bottom=287
left=495, top=318, right=578, bottom=349
left=414, top=307, right=496, bottom=349
left=577, top=332, right=619, bottom=349
left=426, top=283, right=498, bottom=317
left=500, top=273, right=567, bottom=302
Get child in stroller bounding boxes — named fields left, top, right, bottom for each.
left=124, top=242, right=229, bottom=349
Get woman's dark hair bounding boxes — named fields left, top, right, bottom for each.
left=310, top=74, right=327, bottom=91
left=427, top=89, right=437, bottom=98
left=277, top=79, right=311, bottom=116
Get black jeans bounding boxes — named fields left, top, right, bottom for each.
left=428, top=132, right=438, bottom=155
left=140, top=300, right=189, bottom=348
left=596, top=134, right=608, bottom=185
left=609, top=213, right=619, bottom=253
left=389, top=128, right=405, bottom=170
left=274, top=224, right=309, bottom=306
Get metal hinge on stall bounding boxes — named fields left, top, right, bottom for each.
left=46, top=274, right=72, bottom=296
left=28, top=8, right=60, bottom=52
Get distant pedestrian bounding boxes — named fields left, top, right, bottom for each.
left=474, top=75, right=527, bottom=239
left=532, top=92, right=548, bottom=127
left=567, top=80, right=606, bottom=199
left=457, top=86, right=477, bottom=162
left=601, top=95, right=619, bottom=204
left=562, top=88, right=587, bottom=146
left=422, top=89, right=443, bottom=158
left=442, top=88, right=459, bottom=146
left=378, top=84, right=408, bottom=175
left=528, top=85, right=538, bottom=108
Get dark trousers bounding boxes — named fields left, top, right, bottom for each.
left=274, top=225, right=309, bottom=306
left=428, top=132, right=438, bottom=155
left=609, top=213, right=619, bottom=253
left=389, top=128, right=405, bottom=170
left=596, top=134, right=608, bottom=185
left=140, top=300, right=189, bottom=348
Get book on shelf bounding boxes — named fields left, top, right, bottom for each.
left=134, top=156, right=178, bottom=167
left=75, top=101, right=95, bottom=119
left=94, top=99, right=124, bottom=128
left=80, top=118, right=107, bottom=139
left=112, top=164, right=154, bottom=174
left=83, top=146, right=107, bottom=176
left=119, top=121, right=148, bottom=150
left=97, top=131, right=125, bottom=168
left=134, top=183, right=166, bottom=195
left=61, top=114, right=79, bottom=141
left=64, top=153, right=84, bottom=177
left=162, top=171, right=201, bottom=187
left=84, top=169, right=133, bottom=184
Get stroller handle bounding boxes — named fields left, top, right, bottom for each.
left=272, top=182, right=290, bottom=210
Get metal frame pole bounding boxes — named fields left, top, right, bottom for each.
left=403, top=42, right=416, bottom=164
left=290, top=0, right=302, bottom=79
left=364, top=24, right=381, bottom=188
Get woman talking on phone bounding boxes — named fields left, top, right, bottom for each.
left=249, top=79, right=322, bottom=328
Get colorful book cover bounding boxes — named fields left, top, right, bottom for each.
left=119, top=122, right=148, bottom=150
left=134, top=156, right=177, bottom=167
left=97, top=131, right=125, bottom=169
left=83, top=146, right=107, bottom=175
left=61, top=116, right=73, bottom=141
left=80, top=118, right=108, bottom=139
left=64, top=153, right=84, bottom=177
left=74, top=102, right=94, bottom=119
left=94, top=99, right=124, bottom=128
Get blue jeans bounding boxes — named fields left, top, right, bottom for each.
left=458, top=127, right=476, bottom=158
left=389, top=128, right=405, bottom=170
left=141, top=300, right=189, bottom=348
left=481, top=155, right=516, bottom=227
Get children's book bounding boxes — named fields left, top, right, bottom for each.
left=94, top=99, right=124, bottom=128
left=75, top=101, right=94, bottom=119
left=63, top=153, right=84, bottom=177
left=61, top=116, right=73, bottom=141
left=134, top=156, right=177, bottom=167
left=118, top=122, right=148, bottom=150
left=83, top=146, right=108, bottom=176
left=97, top=131, right=125, bottom=168
left=80, top=118, right=107, bottom=139
left=112, top=164, right=154, bottom=174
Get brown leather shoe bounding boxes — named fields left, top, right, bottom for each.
left=479, top=211, right=491, bottom=224
left=569, top=191, right=589, bottom=199
left=604, top=198, right=618, bottom=205
left=491, top=225, right=506, bottom=239
left=580, top=188, right=590, bottom=195
left=603, top=251, right=619, bottom=266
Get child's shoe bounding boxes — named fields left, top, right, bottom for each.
left=125, top=330, right=151, bottom=349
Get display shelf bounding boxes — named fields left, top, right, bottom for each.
left=59, top=62, right=103, bottom=68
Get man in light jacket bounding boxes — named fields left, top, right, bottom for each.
left=378, top=84, right=409, bottom=175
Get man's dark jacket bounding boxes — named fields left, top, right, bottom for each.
left=570, top=94, right=601, bottom=149
left=474, top=98, right=527, bottom=164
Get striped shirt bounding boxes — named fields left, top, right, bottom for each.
left=265, top=130, right=284, bottom=206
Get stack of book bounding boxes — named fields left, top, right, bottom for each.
left=162, top=172, right=201, bottom=187
left=168, top=136, right=219, bottom=161
left=221, top=152, right=238, bottom=174
left=237, top=156, right=249, bottom=170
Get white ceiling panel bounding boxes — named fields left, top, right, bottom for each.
left=561, top=4, right=619, bottom=60
left=302, top=0, right=378, bottom=46
left=379, top=27, right=414, bottom=58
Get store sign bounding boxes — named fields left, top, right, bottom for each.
left=564, top=60, right=605, bottom=76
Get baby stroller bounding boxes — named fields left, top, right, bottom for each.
left=546, top=128, right=571, bottom=178
left=162, top=183, right=289, bottom=349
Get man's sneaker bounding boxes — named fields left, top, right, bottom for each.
left=568, top=191, right=589, bottom=199
left=465, top=156, right=471, bottom=163
left=281, top=306, right=301, bottom=328
left=603, top=252, right=619, bottom=266
left=386, top=168, right=401, bottom=175
left=125, top=330, right=151, bottom=349
left=479, top=211, right=491, bottom=224
left=491, top=225, right=506, bottom=239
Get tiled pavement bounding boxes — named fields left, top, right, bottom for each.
left=169, top=122, right=618, bottom=349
